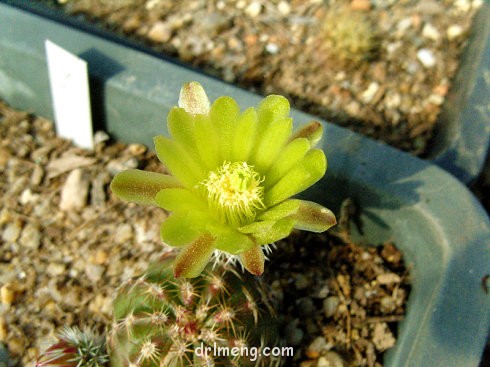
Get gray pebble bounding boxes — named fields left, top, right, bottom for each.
left=323, top=296, right=340, bottom=318
left=284, top=320, right=304, bottom=346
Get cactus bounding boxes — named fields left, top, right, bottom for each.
left=322, top=6, right=379, bottom=64
left=108, top=253, right=281, bottom=366
left=36, top=326, right=108, bottom=367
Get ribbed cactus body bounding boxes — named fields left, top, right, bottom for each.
left=108, top=253, right=280, bottom=366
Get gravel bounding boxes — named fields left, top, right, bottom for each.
left=0, top=101, right=410, bottom=366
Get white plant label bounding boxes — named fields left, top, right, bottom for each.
left=45, top=40, right=93, bottom=149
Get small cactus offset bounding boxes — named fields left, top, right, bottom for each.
left=322, top=6, right=379, bottom=64
left=36, top=326, right=108, bottom=367
left=108, top=253, right=281, bottom=367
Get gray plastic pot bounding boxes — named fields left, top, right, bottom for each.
left=0, top=2, right=489, bottom=366
left=0, top=0, right=489, bottom=184
left=426, top=1, right=490, bottom=184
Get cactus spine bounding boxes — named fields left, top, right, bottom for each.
left=108, top=253, right=281, bottom=366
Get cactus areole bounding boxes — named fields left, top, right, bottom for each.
left=110, top=82, right=336, bottom=278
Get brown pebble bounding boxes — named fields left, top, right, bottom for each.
left=1, top=285, right=15, bottom=306
left=27, top=347, right=40, bottom=360
left=0, top=316, right=7, bottom=341
left=350, top=0, right=371, bottom=11
left=8, top=336, right=25, bottom=355
left=91, top=249, right=109, bottom=265
left=127, top=143, right=147, bottom=155
left=0, top=147, right=10, bottom=168
left=377, top=273, right=401, bottom=285
left=30, top=165, right=45, bottom=186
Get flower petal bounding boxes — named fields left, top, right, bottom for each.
left=263, top=138, right=310, bottom=189
left=289, top=121, right=323, bottom=147
left=155, top=188, right=206, bottom=211
left=252, top=218, right=295, bottom=245
left=238, top=220, right=276, bottom=234
left=257, top=199, right=301, bottom=221
left=239, top=245, right=264, bottom=276
left=154, top=135, right=206, bottom=188
left=173, top=233, right=215, bottom=278
left=213, top=229, right=255, bottom=254
left=167, top=107, right=198, bottom=156
left=194, top=114, right=221, bottom=171
left=209, top=96, right=240, bottom=160
left=160, top=211, right=209, bottom=246
left=251, top=117, right=292, bottom=173
left=257, top=95, right=290, bottom=124
left=110, top=169, right=181, bottom=205
left=264, top=149, right=326, bottom=207
left=292, top=200, right=337, bottom=232
left=230, top=107, right=258, bottom=162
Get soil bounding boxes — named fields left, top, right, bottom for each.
left=36, top=0, right=483, bottom=156
left=265, top=199, right=410, bottom=367
left=0, top=101, right=410, bottom=366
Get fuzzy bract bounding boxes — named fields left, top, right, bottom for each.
left=111, top=82, right=336, bottom=277
left=36, top=326, right=108, bottom=367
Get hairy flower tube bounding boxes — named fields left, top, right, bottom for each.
left=111, top=82, right=336, bottom=278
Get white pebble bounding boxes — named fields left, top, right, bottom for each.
left=115, top=223, right=133, bottom=244
left=377, top=272, right=401, bottom=285
left=236, top=0, right=246, bottom=9
left=454, top=0, right=471, bottom=12
left=427, top=93, right=445, bottom=105
left=47, top=262, right=66, bottom=277
left=384, top=93, right=401, bottom=109
left=386, top=41, right=401, bottom=55
left=265, top=43, right=279, bottom=54
left=422, top=23, right=441, bottom=41
left=396, top=18, right=412, bottom=33
left=447, top=25, right=464, bottom=40
left=417, top=48, right=436, bottom=68
left=145, top=0, right=160, bottom=10
left=59, top=168, right=90, bottom=211
left=147, top=21, right=172, bottom=43
left=472, top=0, right=483, bottom=9
left=362, top=82, right=380, bottom=104
left=245, top=1, right=262, bottom=17
left=2, top=222, right=22, bottom=243
left=318, top=351, right=345, bottom=367
left=307, top=336, right=329, bottom=356
left=19, top=189, right=39, bottom=205
left=93, top=130, right=110, bottom=145
left=85, top=263, right=105, bottom=282
left=278, top=1, right=291, bottom=15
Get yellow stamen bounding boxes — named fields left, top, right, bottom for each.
left=201, top=162, right=265, bottom=226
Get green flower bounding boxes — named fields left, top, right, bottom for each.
left=111, top=82, right=336, bottom=278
